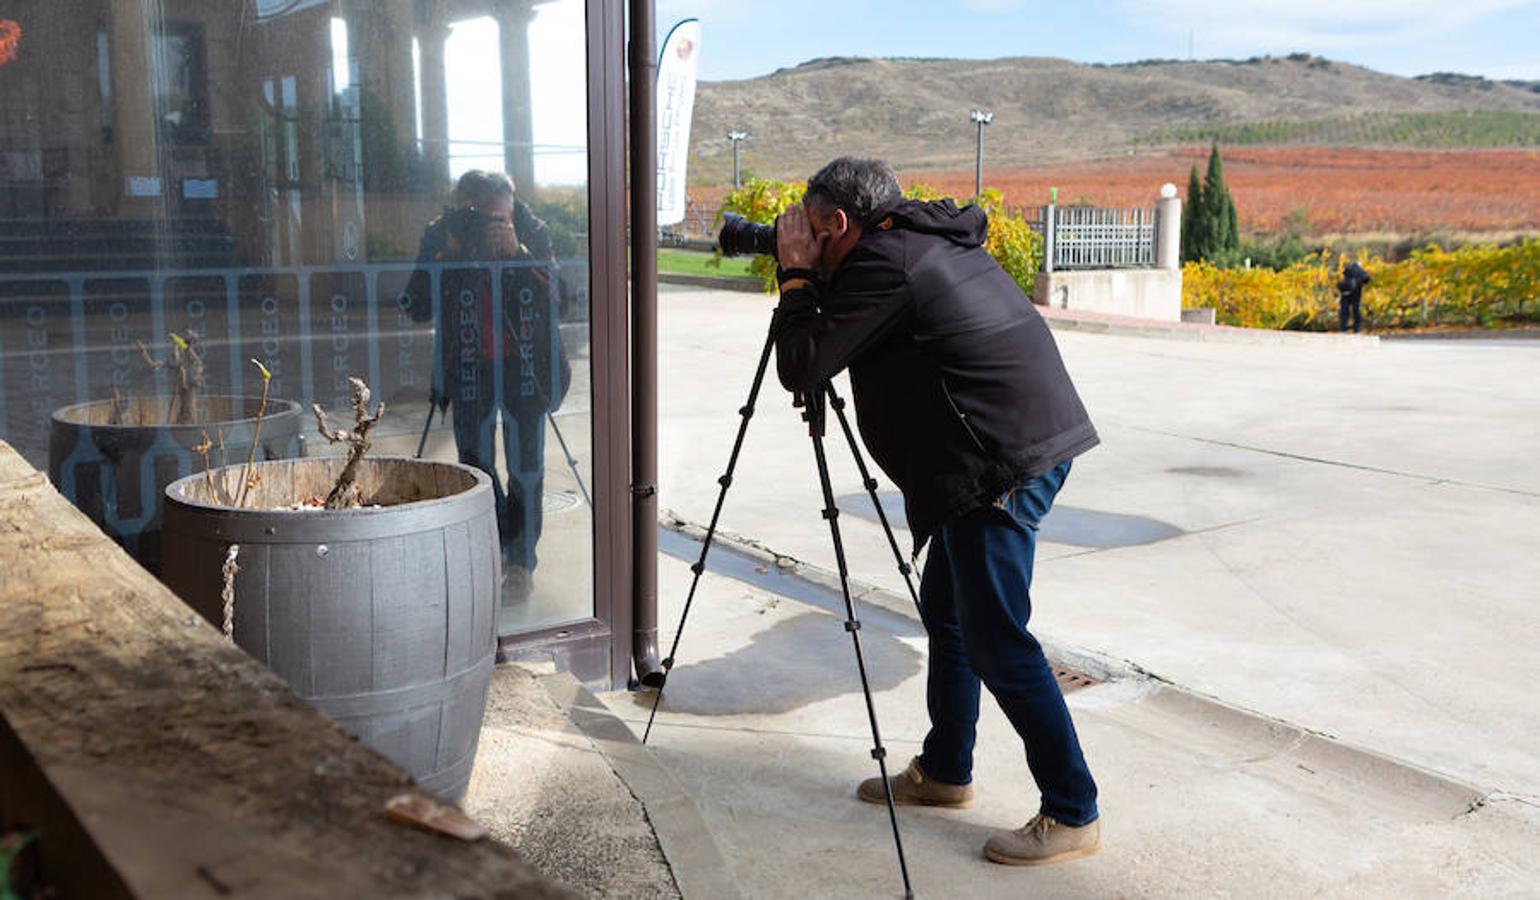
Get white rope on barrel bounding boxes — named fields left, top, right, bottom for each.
left=221, top=544, right=241, bottom=641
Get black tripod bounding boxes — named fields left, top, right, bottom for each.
left=641, top=326, right=923, bottom=898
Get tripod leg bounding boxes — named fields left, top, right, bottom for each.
left=545, top=410, right=593, bottom=509
left=804, top=391, right=915, bottom=899
left=823, top=383, right=922, bottom=618
left=642, top=328, right=777, bottom=743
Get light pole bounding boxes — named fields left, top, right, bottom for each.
left=970, top=109, right=993, bottom=199
left=726, top=130, right=749, bottom=187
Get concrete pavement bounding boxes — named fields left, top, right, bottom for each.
left=594, top=553, right=1538, bottom=897
left=590, top=284, right=1540, bottom=896
left=650, top=284, right=1540, bottom=798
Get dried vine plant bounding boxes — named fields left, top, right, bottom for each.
left=311, top=377, right=385, bottom=509
left=195, top=360, right=277, bottom=646
left=235, top=359, right=274, bottom=507
left=137, top=330, right=204, bottom=425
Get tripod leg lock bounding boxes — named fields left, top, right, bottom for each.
left=718, top=474, right=733, bottom=487
left=863, top=477, right=879, bottom=491
left=898, top=562, right=912, bottom=576
left=661, top=656, right=675, bottom=671
left=739, top=404, right=754, bottom=417
left=822, top=507, right=839, bottom=521
left=690, top=561, right=705, bottom=575
left=844, top=618, right=862, bottom=633
left=870, top=747, right=887, bottom=761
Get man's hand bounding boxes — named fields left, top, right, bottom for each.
left=485, top=216, right=523, bottom=259
left=776, top=203, right=827, bottom=273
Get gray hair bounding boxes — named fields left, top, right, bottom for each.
left=804, top=157, right=901, bottom=227
left=453, top=169, right=516, bottom=206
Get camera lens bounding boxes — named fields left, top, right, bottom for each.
left=717, top=212, right=778, bottom=259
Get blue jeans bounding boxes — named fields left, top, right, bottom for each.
left=1339, top=296, right=1362, bottom=332
left=917, top=460, right=1099, bottom=826
left=450, top=390, right=547, bottom=572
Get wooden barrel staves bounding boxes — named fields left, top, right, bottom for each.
left=161, top=456, right=500, bottom=801
left=48, top=394, right=304, bottom=574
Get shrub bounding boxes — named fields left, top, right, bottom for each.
left=1209, top=232, right=1311, bottom=271
left=712, top=177, right=806, bottom=292
left=1184, top=240, right=1540, bottom=330
left=974, top=188, right=1044, bottom=294
left=717, top=178, right=1043, bottom=294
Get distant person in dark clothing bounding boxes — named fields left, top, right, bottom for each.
left=404, top=170, right=569, bottom=603
left=1338, top=260, right=1371, bottom=333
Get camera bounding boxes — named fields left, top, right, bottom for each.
left=446, top=205, right=496, bottom=256
left=717, top=212, right=777, bottom=259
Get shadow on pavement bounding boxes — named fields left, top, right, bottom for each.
left=639, top=611, right=923, bottom=716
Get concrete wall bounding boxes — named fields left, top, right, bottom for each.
left=1033, top=268, right=1184, bottom=322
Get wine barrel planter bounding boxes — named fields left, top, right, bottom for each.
left=161, top=456, right=500, bottom=801
left=48, top=394, right=304, bottom=574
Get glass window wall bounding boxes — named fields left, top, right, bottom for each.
left=0, top=0, right=594, bottom=635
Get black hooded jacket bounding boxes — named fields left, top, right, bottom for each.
left=772, top=198, right=1098, bottom=550
left=1338, top=261, right=1371, bottom=302
left=401, top=200, right=569, bottom=412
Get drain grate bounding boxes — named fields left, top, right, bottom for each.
left=543, top=490, right=582, bottom=514
left=1054, top=668, right=1099, bottom=693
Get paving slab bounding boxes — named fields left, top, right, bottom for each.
left=598, top=555, right=1540, bottom=898
left=654, top=283, right=1540, bottom=814
left=464, top=664, right=681, bottom=898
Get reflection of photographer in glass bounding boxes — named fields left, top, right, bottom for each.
left=406, top=170, right=569, bottom=603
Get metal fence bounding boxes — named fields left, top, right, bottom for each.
left=669, top=199, right=1159, bottom=271
left=0, top=257, right=591, bottom=556
left=662, top=199, right=721, bottom=243
left=1043, top=205, right=1156, bottom=271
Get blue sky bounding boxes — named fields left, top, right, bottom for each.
left=656, top=0, right=1540, bottom=83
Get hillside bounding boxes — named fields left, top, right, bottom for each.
left=688, top=54, right=1540, bottom=184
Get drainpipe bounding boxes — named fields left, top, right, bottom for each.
left=629, top=0, right=662, bottom=685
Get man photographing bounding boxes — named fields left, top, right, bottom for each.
left=404, top=170, right=570, bottom=603
left=771, top=157, right=1102, bottom=866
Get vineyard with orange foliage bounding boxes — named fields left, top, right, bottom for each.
left=688, top=148, right=1540, bottom=237
left=908, top=147, right=1540, bottom=236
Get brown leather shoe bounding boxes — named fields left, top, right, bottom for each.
left=983, top=813, right=1101, bottom=866
left=856, top=757, right=973, bottom=809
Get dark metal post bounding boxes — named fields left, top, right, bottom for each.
left=974, top=123, right=984, bottom=197
left=1045, top=198, right=1057, bottom=274
left=970, top=109, right=993, bottom=199
left=629, top=0, right=662, bottom=684
left=642, top=331, right=777, bottom=737
left=727, top=130, right=748, bottom=187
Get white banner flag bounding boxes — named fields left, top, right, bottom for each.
left=656, top=19, right=700, bottom=227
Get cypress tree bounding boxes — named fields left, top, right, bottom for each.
left=1223, top=190, right=1240, bottom=253
left=1201, top=143, right=1229, bottom=258
left=1180, top=163, right=1204, bottom=263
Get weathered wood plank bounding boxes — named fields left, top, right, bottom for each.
left=0, top=441, right=571, bottom=899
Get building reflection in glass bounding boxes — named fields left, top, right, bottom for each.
left=0, top=0, right=594, bottom=634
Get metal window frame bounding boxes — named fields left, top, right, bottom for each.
left=494, top=0, right=633, bottom=690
